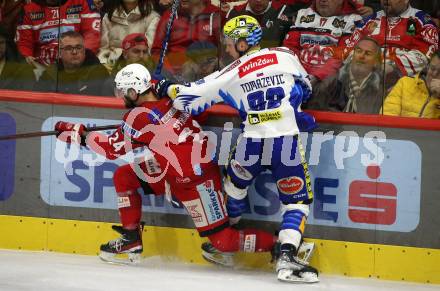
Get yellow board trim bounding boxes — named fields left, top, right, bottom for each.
left=0, top=215, right=439, bottom=284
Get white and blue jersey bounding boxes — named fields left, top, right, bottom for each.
left=172, top=47, right=317, bottom=138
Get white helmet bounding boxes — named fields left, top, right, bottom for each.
left=114, top=63, right=152, bottom=98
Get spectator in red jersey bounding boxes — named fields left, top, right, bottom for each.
left=15, top=0, right=101, bottom=71
left=97, top=0, right=159, bottom=71
left=35, top=31, right=109, bottom=96
left=225, top=0, right=308, bottom=49
left=283, top=0, right=362, bottom=86
left=150, top=0, right=221, bottom=79
left=344, top=0, right=439, bottom=78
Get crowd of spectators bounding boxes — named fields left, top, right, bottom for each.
left=0, top=0, right=439, bottom=119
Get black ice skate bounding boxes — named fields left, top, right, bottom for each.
left=275, top=244, right=319, bottom=283
left=99, top=225, right=143, bottom=265
left=271, top=240, right=315, bottom=265
left=201, top=242, right=234, bottom=267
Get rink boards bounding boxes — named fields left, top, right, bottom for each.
left=0, top=91, right=439, bottom=284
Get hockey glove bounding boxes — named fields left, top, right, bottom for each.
left=151, top=78, right=176, bottom=99
left=54, top=121, right=87, bottom=146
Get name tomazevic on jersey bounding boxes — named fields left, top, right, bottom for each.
left=240, top=74, right=285, bottom=93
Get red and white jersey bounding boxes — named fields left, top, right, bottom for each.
left=15, top=0, right=101, bottom=65
left=87, top=99, right=214, bottom=180
left=283, top=7, right=362, bottom=80
left=344, top=6, right=439, bottom=76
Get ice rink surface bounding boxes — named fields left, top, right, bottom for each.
left=0, top=249, right=438, bottom=291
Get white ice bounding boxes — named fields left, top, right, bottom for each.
left=0, top=249, right=438, bottom=291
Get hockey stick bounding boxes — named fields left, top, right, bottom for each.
left=154, top=0, right=181, bottom=76
left=0, top=124, right=120, bottom=141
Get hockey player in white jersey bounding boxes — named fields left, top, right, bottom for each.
left=152, top=15, right=319, bottom=283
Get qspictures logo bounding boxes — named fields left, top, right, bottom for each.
left=0, top=113, right=16, bottom=201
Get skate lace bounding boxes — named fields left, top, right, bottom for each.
left=277, top=252, right=303, bottom=270
left=109, top=237, right=125, bottom=252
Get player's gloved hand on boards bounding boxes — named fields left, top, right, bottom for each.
left=54, top=121, right=87, bottom=146
left=151, top=77, right=176, bottom=99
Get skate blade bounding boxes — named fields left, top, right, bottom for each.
left=277, top=269, right=319, bottom=284
left=99, top=251, right=141, bottom=265
left=201, top=250, right=234, bottom=267
left=296, top=241, right=315, bottom=265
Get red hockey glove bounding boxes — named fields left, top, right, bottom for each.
left=54, top=121, right=87, bottom=145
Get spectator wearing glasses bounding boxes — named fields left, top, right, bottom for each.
left=382, top=50, right=440, bottom=118
left=35, top=31, right=109, bottom=96
left=15, top=0, right=101, bottom=69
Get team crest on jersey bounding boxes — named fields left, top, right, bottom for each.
left=332, top=18, right=346, bottom=29
left=248, top=110, right=282, bottom=125
left=300, top=14, right=315, bottom=24
left=238, top=54, right=278, bottom=78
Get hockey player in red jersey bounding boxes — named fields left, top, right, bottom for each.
left=53, top=63, right=276, bottom=265
left=16, top=0, right=101, bottom=67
